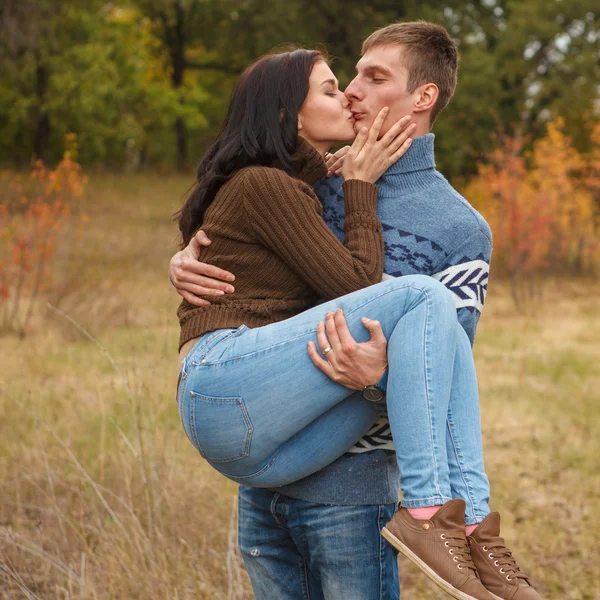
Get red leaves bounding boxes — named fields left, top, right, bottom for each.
left=0, top=146, right=89, bottom=333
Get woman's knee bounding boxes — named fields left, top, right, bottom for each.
left=387, top=274, right=455, bottom=308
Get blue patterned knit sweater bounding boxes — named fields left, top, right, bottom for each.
left=262, top=133, right=492, bottom=505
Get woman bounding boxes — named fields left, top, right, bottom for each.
left=175, top=50, right=540, bottom=600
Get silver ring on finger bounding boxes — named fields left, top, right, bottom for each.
left=323, top=345, right=333, bottom=355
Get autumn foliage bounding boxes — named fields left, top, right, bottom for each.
left=464, top=119, right=600, bottom=303
left=0, top=136, right=88, bottom=334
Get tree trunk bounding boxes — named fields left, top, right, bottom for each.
left=175, top=116, right=187, bottom=172
left=33, top=62, right=50, bottom=160
left=171, top=1, right=188, bottom=172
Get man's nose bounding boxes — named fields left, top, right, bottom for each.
left=344, top=77, right=362, bottom=101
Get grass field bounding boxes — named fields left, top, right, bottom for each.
left=1, top=173, right=599, bottom=599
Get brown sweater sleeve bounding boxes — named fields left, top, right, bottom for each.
left=242, top=167, right=384, bottom=299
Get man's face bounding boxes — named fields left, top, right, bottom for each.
left=345, top=45, right=418, bottom=137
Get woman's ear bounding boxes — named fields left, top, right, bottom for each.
left=297, top=114, right=303, bottom=131
left=413, top=83, right=439, bottom=115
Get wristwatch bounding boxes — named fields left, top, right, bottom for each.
left=362, top=384, right=385, bottom=402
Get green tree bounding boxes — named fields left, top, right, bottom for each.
left=0, top=1, right=180, bottom=166
left=433, top=0, right=600, bottom=178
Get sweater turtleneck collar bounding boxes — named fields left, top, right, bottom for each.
left=272, top=137, right=328, bottom=186
left=385, top=133, right=436, bottom=176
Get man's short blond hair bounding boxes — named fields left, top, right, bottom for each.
left=362, top=21, right=458, bottom=125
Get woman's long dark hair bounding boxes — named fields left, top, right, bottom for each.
left=176, top=48, right=324, bottom=247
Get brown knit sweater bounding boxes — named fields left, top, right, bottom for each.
left=178, top=139, right=384, bottom=350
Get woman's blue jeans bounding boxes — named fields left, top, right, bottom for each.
left=177, top=275, right=490, bottom=524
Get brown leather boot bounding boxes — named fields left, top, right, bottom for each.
left=468, top=513, right=542, bottom=599
left=381, top=499, right=494, bottom=600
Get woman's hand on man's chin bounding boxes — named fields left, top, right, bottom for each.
left=307, top=308, right=388, bottom=391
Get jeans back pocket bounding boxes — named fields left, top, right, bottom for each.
left=185, top=391, right=253, bottom=463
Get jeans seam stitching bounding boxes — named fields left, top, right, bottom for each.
left=226, top=448, right=282, bottom=481
left=346, top=280, right=447, bottom=503
left=269, top=493, right=284, bottom=528
left=378, top=504, right=384, bottom=600
left=202, top=327, right=316, bottom=365
left=300, top=556, right=311, bottom=600
left=190, top=390, right=200, bottom=451
left=192, top=325, right=247, bottom=365
left=187, top=329, right=222, bottom=363
left=189, top=393, right=254, bottom=462
left=421, top=286, right=444, bottom=500
left=447, top=413, right=479, bottom=521
left=402, top=497, right=453, bottom=506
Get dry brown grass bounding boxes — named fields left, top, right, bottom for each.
left=1, top=173, right=599, bottom=599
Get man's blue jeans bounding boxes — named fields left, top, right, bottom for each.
left=238, top=486, right=399, bottom=600
left=178, top=275, right=490, bottom=523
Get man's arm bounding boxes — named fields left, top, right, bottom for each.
left=169, top=230, right=236, bottom=307
left=431, top=227, right=492, bottom=345
left=309, top=227, right=492, bottom=390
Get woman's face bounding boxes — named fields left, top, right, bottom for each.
left=297, top=61, right=356, bottom=154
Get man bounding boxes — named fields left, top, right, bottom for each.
left=170, top=21, right=539, bottom=600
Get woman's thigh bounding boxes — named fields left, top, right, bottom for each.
left=232, top=392, right=380, bottom=486
left=180, top=275, right=452, bottom=475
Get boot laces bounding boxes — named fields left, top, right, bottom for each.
left=486, top=539, right=529, bottom=581
left=444, top=532, right=477, bottom=573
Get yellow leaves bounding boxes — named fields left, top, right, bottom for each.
left=464, top=118, right=599, bottom=278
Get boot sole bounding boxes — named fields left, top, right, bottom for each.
left=381, top=526, right=489, bottom=600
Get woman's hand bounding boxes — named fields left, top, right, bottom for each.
left=325, top=146, right=351, bottom=177
left=307, top=309, right=388, bottom=390
left=341, top=107, right=415, bottom=184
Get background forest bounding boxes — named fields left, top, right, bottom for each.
left=1, top=0, right=598, bottom=178
left=1, top=1, right=599, bottom=599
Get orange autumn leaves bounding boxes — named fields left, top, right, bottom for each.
left=465, top=119, right=600, bottom=280
left=0, top=144, right=88, bottom=333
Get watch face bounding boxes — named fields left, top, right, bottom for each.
left=363, top=386, right=384, bottom=402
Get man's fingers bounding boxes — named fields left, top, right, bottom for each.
left=176, top=271, right=235, bottom=293
left=367, top=106, right=390, bottom=144
left=307, top=341, right=334, bottom=377
left=181, top=290, right=211, bottom=307
left=334, top=310, right=356, bottom=348
left=191, top=285, right=225, bottom=297
left=179, top=258, right=235, bottom=282
left=362, top=317, right=387, bottom=345
left=325, top=311, right=342, bottom=351
left=316, top=321, right=334, bottom=358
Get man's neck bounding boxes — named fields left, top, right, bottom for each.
left=384, top=133, right=436, bottom=177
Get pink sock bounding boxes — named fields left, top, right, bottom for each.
left=465, top=523, right=479, bottom=536
left=407, top=506, right=443, bottom=521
